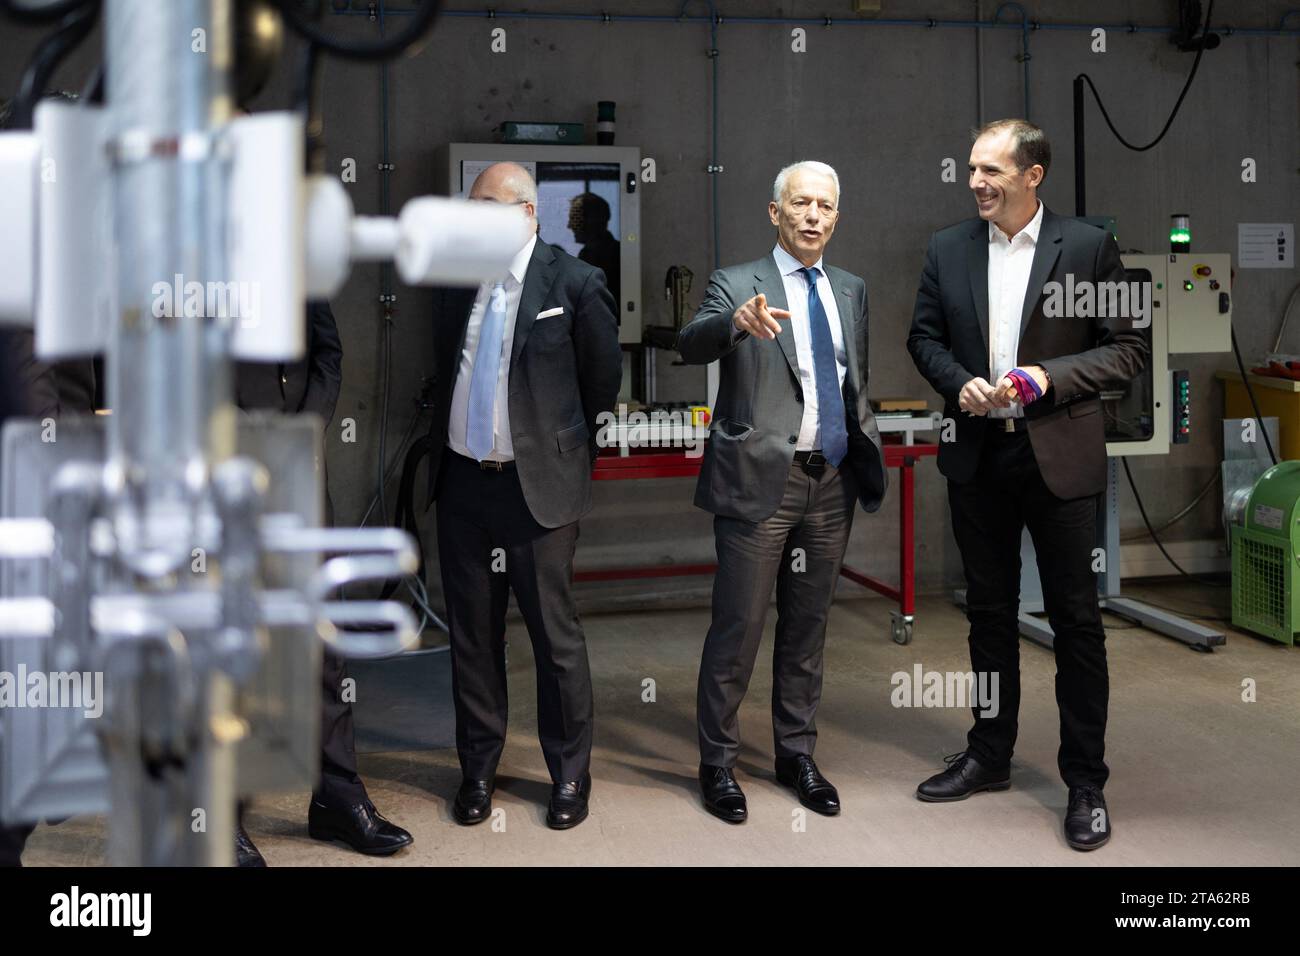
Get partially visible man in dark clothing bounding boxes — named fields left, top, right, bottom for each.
left=0, top=330, right=42, bottom=866
left=233, top=300, right=413, bottom=864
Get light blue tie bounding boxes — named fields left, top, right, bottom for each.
left=465, top=281, right=508, bottom=461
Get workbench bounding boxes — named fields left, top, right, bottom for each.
left=576, top=416, right=940, bottom=644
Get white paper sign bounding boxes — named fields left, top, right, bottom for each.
left=1238, top=223, right=1293, bottom=269
left=459, top=160, right=537, bottom=197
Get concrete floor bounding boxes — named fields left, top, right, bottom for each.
left=20, top=580, right=1300, bottom=866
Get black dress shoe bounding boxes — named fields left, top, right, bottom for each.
left=1064, top=786, right=1111, bottom=851
left=775, top=755, right=840, bottom=816
left=235, top=824, right=266, bottom=868
left=453, top=778, right=494, bottom=826
left=307, top=797, right=413, bottom=856
left=916, top=751, right=1011, bottom=802
left=699, top=764, right=747, bottom=824
left=546, top=773, right=592, bottom=830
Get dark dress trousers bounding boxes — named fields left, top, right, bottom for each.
left=234, top=300, right=362, bottom=805
left=907, top=208, right=1149, bottom=787
left=428, top=239, right=621, bottom=784
left=677, top=252, right=887, bottom=767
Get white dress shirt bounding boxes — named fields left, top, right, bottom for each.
left=772, top=243, right=848, bottom=451
left=987, top=200, right=1043, bottom=420
left=448, top=233, right=539, bottom=461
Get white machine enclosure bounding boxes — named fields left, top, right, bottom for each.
left=1107, top=252, right=1232, bottom=458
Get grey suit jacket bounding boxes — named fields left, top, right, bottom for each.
left=907, top=208, right=1149, bottom=500
left=676, top=252, right=888, bottom=522
left=428, top=239, right=622, bottom=529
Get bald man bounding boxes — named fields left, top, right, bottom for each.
left=427, top=163, right=621, bottom=829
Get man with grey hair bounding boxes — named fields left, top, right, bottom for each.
left=427, top=161, right=621, bottom=830
left=677, top=161, right=887, bottom=823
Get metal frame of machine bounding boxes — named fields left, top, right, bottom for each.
left=0, top=0, right=528, bottom=865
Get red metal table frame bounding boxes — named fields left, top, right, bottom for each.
left=576, top=439, right=939, bottom=643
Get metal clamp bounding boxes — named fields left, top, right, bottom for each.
left=265, top=523, right=422, bottom=659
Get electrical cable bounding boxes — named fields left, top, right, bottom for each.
left=356, top=406, right=423, bottom=527
left=1074, top=0, right=1213, bottom=152
left=375, top=4, right=396, bottom=536
left=1269, top=281, right=1300, bottom=353
left=1230, top=323, right=1278, bottom=466
left=1119, top=468, right=1220, bottom=541
left=79, top=60, right=102, bottom=103
left=0, top=0, right=91, bottom=23
left=1122, top=458, right=1228, bottom=588
left=271, top=0, right=442, bottom=61
left=10, top=0, right=99, bottom=129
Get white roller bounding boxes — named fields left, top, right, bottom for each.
left=0, top=132, right=39, bottom=325
left=394, top=197, right=531, bottom=287
left=304, top=174, right=354, bottom=300
left=226, top=111, right=304, bottom=361
left=34, top=101, right=110, bottom=358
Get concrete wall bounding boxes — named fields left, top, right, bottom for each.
left=3, top=0, right=1297, bottom=609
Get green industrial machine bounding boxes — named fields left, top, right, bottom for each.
left=1231, top=460, right=1300, bottom=644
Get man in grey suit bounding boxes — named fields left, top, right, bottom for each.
left=677, top=161, right=887, bottom=823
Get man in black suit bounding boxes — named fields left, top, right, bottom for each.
left=568, top=192, right=621, bottom=307
left=233, top=301, right=413, bottom=863
left=677, top=161, right=887, bottom=823
left=907, top=120, right=1148, bottom=850
left=0, top=329, right=98, bottom=866
left=0, top=330, right=43, bottom=867
left=428, top=163, right=621, bottom=830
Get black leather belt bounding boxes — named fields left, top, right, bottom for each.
left=454, top=451, right=516, bottom=471
left=793, top=449, right=827, bottom=477
left=990, top=416, right=1028, bottom=434
left=793, top=450, right=827, bottom=465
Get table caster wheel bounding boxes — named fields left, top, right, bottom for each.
left=890, top=612, right=913, bottom=645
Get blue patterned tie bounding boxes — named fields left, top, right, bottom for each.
left=465, top=281, right=508, bottom=461
left=801, top=266, right=848, bottom=467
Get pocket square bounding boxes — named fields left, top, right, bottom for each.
left=536, top=306, right=565, bottom=320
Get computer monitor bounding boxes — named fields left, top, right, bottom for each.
left=434, top=143, right=642, bottom=345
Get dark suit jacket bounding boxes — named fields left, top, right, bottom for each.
left=676, top=252, right=888, bottom=522
left=235, top=301, right=343, bottom=426
left=428, top=238, right=622, bottom=529
left=907, top=207, right=1149, bottom=500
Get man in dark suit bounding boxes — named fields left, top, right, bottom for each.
left=0, top=329, right=99, bottom=866
left=0, top=330, right=43, bottom=867
left=677, top=161, right=887, bottom=824
left=568, top=192, right=621, bottom=307
left=907, top=119, right=1148, bottom=850
left=233, top=300, right=413, bottom=863
left=428, top=163, right=621, bottom=830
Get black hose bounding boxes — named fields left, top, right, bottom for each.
left=271, top=0, right=442, bottom=61
left=1230, top=325, right=1279, bottom=466
left=10, top=0, right=100, bottom=129
left=1074, top=0, right=1213, bottom=153
left=0, top=0, right=91, bottom=23
left=1123, top=458, right=1228, bottom=588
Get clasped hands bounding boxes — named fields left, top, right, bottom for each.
left=958, top=365, right=1050, bottom=416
